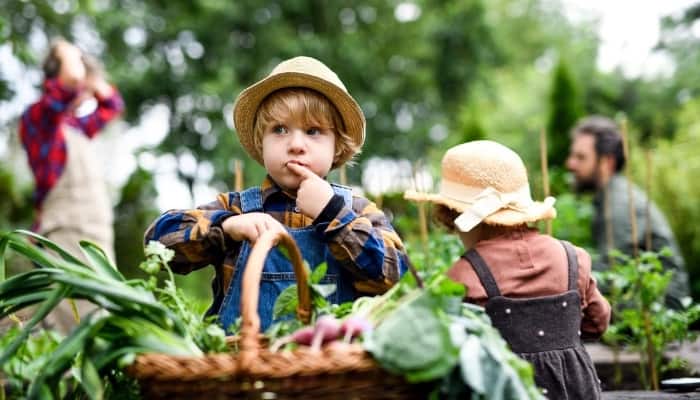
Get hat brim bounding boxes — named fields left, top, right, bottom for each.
left=233, top=72, right=365, bottom=167
left=404, top=190, right=557, bottom=226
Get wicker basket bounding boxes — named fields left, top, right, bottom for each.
left=127, top=230, right=428, bottom=399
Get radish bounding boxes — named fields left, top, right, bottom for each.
left=340, top=316, right=373, bottom=343
left=270, top=325, right=315, bottom=352
left=270, top=315, right=366, bottom=352
left=292, top=325, right=316, bottom=345
left=310, top=315, right=342, bottom=351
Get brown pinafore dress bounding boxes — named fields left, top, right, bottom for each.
left=463, top=241, right=602, bottom=399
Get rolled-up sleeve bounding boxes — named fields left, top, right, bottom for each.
left=577, top=246, right=612, bottom=339
left=144, top=193, right=240, bottom=273
left=317, top=195, right=407, bottom=293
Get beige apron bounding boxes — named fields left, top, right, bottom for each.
left=35, top=127, right=114, bottom=334
left=39, top=126, right=114, bottom=261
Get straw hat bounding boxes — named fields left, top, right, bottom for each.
left=404, top=140, right=556, bottom=232
left=232, top=56, right=365, bottom=166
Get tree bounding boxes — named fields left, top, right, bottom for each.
left=546, top=59, right=582, bottom=167
left=113, top=167, right=160, bottom=274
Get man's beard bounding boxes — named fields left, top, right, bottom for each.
left=572, top=176, right=598, bottom=194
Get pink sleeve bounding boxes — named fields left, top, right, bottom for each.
left=576, top=246, right=611, bottom=338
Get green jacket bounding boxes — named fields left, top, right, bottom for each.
left=592, top=174, right=689, bottom=308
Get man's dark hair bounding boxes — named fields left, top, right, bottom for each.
left=572, top=115, right=625, bottom=172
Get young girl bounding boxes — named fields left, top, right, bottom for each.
left=405, top=140, right=611, bottom=399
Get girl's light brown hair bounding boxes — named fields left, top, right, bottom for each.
left=433, top=204, right=461, bottom=232
left=433, top=204, right=528, bottom=235
left=252, top=88, right=360, bottom=168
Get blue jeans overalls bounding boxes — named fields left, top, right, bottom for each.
left=217, top=184, right=357, bottom=333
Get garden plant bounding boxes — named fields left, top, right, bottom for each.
left=598, top=249, right=700, bottom=390
left=1, top=229, right=544, bottom=399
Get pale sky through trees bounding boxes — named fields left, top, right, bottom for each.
left=562, top=0, right=698, bottom=78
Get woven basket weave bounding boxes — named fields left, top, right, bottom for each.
left=127, top=230, right=428, bottom=399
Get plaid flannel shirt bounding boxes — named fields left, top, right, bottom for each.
left=19, top=78, right=124, bottom=212
left=145, top=176, right=408, bottom=304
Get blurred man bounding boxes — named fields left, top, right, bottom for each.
left=16, top=38, right=124, bottom=333
left=566, top=115, right=689, bottom=309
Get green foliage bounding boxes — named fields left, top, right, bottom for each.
left=428, top=0, right=501, bottom=111
left=378, top=192, right=424, bottom=241
left=0, top=164, right=35, bottom=280
left=361, top=268, right=543, bottom=398
left=546, top=59, right=582, bottom=167
left=0, top=165, right=33, bottom=232
left=598, top=249, right=700, bottom=389
left=271, top=261, right=335, bottom=322
left=114, top=168, right=160, bottom=280
left=0, top=327, right=65, bottom=399
left=0, top=231, right=228, bottom=398
left=549, top=192, right=594, bottom=248
left=630, top=99, right=700, bottom=300
left=405, top=232, right=464, bottom=280
left=140, top=241, right=227, bottom=353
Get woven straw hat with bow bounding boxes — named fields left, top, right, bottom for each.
left=232, top=56, right=365, bottom=167
left=404, top=140, right=556, bottom=232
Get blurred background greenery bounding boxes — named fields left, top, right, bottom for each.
left=1, top=0, right=699, bottom=303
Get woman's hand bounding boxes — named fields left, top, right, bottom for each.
left=55, top=41, right=86, bottom=90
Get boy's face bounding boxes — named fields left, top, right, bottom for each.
left=262, top=115, right=336, bottom=192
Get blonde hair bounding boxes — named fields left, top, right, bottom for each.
left=252, top=88, right=360, bottom=168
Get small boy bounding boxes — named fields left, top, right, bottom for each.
left=145, top=56, right=408, bottom=332
left=405, top=140, right=610, bottom=399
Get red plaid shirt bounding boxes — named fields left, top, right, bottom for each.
left=19, top=78, right=124, bottom=213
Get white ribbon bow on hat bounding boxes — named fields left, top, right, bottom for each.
left=447, top=185, right=554, bottom=232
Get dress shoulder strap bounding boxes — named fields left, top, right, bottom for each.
left=559, top=240, right=579, bottom=291
left=462, top=249, right=502, bottom=298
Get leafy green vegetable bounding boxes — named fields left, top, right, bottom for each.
left=272, top=284, right=298, bottom=320
left=364, top=293, right=457, bottom=381
left=269, top=261, right=337, bottom=327
left=353, top=258, right=542, bottom=399
left=310, top=262, right=327, bottom=284
left=0, top=231, right=228, bottom=399
left=0, top=326, right=64, bottom=398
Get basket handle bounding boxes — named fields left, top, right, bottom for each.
left=239, top=230, right=311, bottom=352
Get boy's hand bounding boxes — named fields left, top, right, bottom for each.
left=286, top=162, right=334, bottom=219
left=222, top=213, right=286, bottom=243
